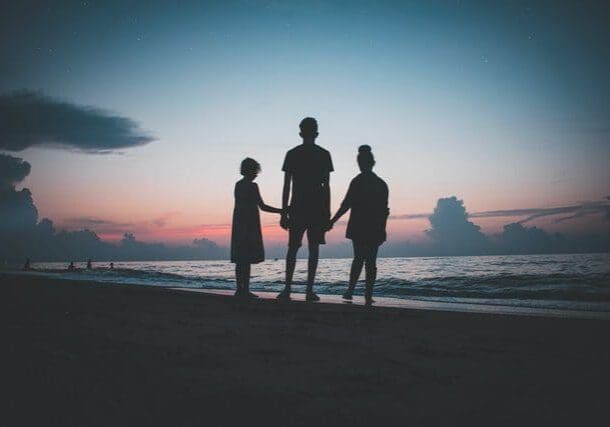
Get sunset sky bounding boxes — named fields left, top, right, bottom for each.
left=2, top=0, right=609, bottom=246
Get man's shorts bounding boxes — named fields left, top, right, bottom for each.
left=288, top=223, right=326, bottom=248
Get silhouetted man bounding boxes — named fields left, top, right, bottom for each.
left=277, top=117, right=333, bottom=301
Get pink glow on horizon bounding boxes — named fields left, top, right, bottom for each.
left=68, top=208, right=610, bottom=247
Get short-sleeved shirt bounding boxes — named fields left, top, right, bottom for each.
left=282, top=144, right=333, bottom=226
left=340, top=171, right=389, bottom=245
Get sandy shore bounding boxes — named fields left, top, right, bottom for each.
left=2, top=273, right=608, bottom=426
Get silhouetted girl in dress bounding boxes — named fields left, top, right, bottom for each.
left=231, top=158, right=283, bottom=297
left=329, top=145, right=389, bottom=305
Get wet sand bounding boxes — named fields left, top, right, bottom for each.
left=2, top=273, right=608, bottom=426
left=173, top=288, right=610, bottom=319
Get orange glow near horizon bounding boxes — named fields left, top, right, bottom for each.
left=94, top=216, right=503, bottom=246
left=93, top=211, right=610, bottom=248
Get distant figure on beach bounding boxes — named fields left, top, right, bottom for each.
left=110, top=262, right=114, bottom=269
left=277, top=117, right=334, bottom=301
left=68, top=261, right=75, bottom=270
left=86, top=259, right=92, bottom=270
left=231, top=158, right=283, bottom=297
left=328, top=145, right=389, bottom=305
left=22, top=258, right=31, bottom=271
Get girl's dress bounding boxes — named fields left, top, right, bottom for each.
left=231, top=179, right=265, bottom=264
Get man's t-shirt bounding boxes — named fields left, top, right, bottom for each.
left=282, top=144, right=333, bottom=226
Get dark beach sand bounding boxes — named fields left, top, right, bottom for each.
left=2, top=273, right=608, bottom=426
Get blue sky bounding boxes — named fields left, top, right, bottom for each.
left=1, top=0, right=608, bottom=244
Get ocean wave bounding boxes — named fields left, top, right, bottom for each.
left=17, top=255, right=610, bottom=306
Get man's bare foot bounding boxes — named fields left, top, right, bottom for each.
left=276, top=289, right=291, bottom=300
left=305, top=291, right=320, bottom=302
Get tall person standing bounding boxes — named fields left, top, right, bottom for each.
left=277, top=118, right=333, bottom=301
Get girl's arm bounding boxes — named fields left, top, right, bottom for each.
left=259, top=201, right=283, bottom=214
left=329, top=204, right=349, bottom=228
left=256, top=184, right=283, bottom=214
left=328, top=181, right=354, bottom=229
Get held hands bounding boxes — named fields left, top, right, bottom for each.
left=280, top=213, right=289, bottom=230
left=278, top=213, right=336, bottom=232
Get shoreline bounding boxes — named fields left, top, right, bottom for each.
left=2, top=273, right=608, bottom=425
left=172, top=288, right=610, bottom=320
left=7, top=269, right=610, bottom=320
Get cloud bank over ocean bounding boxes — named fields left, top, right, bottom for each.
left=0, top=92, right=222, bottom=263
left=0, top=151, right=225, bottom=263
left=2, top=161, right=608, bottom=262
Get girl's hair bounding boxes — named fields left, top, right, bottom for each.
left=240, top=157, right=261, bottom=176
left=357, top=145, right=375, bottom=169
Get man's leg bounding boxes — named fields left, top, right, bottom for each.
left=306, top=241, right=319, bottom=294
left=305, top=227, right=321, bottom=301
left=284, top=245, right=298, bottom=290
left=278, top=226, right=304, bottom=299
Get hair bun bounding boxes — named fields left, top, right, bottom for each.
left=358, top=144, right=372, bottom=153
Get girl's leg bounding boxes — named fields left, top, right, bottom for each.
left=235, top=263, right=244, bottom=295
left=364, top=245, right=379, bottom=305
left=242, top=263, right=251, bottom=292
left=345, top=242, right=364, bottom=299
left=236, top=263, right=257, bottom=298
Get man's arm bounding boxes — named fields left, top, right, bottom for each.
left=324, top=152, right=334, bottom=225
left=280, top=172, right=291, bottom=229
left=323, top=172, right=330, bottom=219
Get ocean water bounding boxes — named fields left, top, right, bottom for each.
left=20, top=253, right=610, bottom=314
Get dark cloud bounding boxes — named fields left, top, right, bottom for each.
left=552, top=200, right=606, bottom=223
left=1, top=222, right=226, bottom=263
left=0, top=90, right=154, bottom=153
left=493, top=201, right=609, bottom=225
left=0, top=154, right=38, bottom=234
left=472, top=206, right=578, bottom=223
left=59, top=212, right=180, bottom=237
left=151, top=212, right=179, bottom=228
left=383, top=197, right=610, bottom=257
left=391, top=199, right=610, bottom=224
left=117, top=233, right=225, bottom=261
left=193, top=237, right=218, bottom=247
left=0, top=154, right=224, bottom=262
left=425, top=196, right=490, bottom=255
left=0, top=153, right=31, bottom=189
left=0, top=93, right=225, bottom=263
left=60, top=217, right=134, bottom=234
left=0, top=187, right=38, bottom=234
left=499, top=223, right=559, bottom=254
left=388, top=212, right=429, bottom=220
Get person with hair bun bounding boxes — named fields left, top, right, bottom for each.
left=231, top=158, right=283, bottom=297
left=328, top=145, right=389, bottom=305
